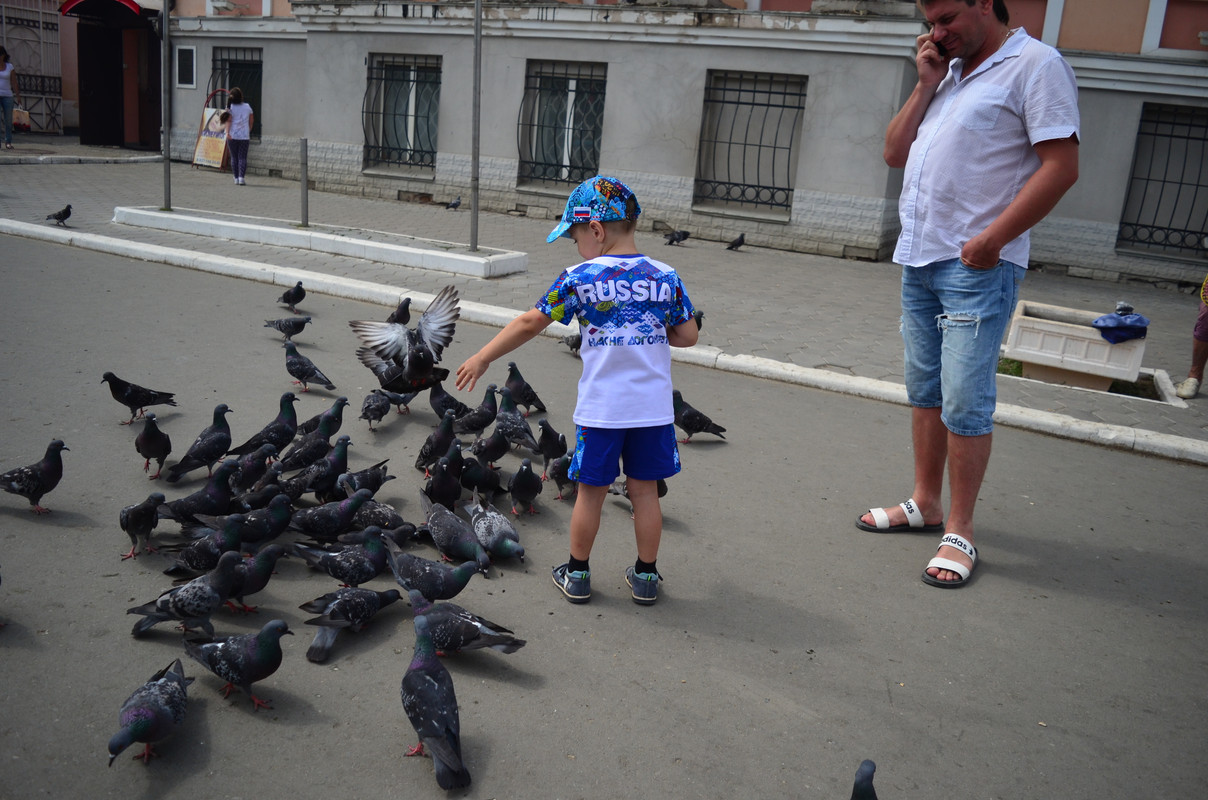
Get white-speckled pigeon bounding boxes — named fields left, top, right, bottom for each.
left=284, top=341, right=336, bottom=392
left=492, top=388, right=540, bottom=453
left=384, top=538, right=480, bottom=601
left=107, top=659, right=193, bottom=766
left=401, top=614, right=472, bottom=790
left=184, top=618, right=293, bottom=711
left=464, top=500, right=524, bottom=562
left=1, top=438, right=68, bottom=515
left=127, top=550, right=242, bottom=637
left=264, top=316, right=312, bottom=341
left=299, top=587, right=402, bottom=663
left=408, top=589, right=526, bottom=655
left=419, top=492, right=490, bottom=572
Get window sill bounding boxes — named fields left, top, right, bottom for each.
left=690, top=202, right=791, bottom=225
left=362, top=166, right=436, bottom=181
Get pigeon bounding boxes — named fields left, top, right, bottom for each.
left=278, top=411, right=343, bottom=473
left=102, top=371, right=178, bottom=425
left=386, top=296, right=412, bottom=325
left=284, top=341, right=336, bottom=392
left=333, top=458, right=393, bottom=499
left=408, top=590, right=526, bottom=655
left=127, top=550, right=243, bottom=637
left=228, top=392, right=299, bottom=457
left=423, top=458, right=462, bottom=513
left=227, top=544, right=289, bottom=613
left=492, top=387, right=540, bottom=452
left=507, top=458, right=543, bottom=516
left=229, top=444, right=278, bottom=492
left=286, top=488, right=375, bottom=541
left=46, top=204, right=72, bottom=226
left=505, top=362, right=547, bottom=417
left=120, top=492, right=165, bottom=560
left=400, top=614, right=472, bottom=790
left=429, top=381, right=472, bottom=421
left=726, top=232, right=745, bottom=250
left=359, top=390, right=391, bottom=432
left=663, top=229, right=690, bottom=245
left=693, top=309, right=705, bottom=330
left=162, top=514, right=246, bottom=576
left=349, top=285, right=460, bottom=390
left=419, top=492, right=490, bottom=572
left=184, top=619, right=293, bottom=711
left=458, top=455, right=501, bottom=506
left=547, top=454, right=576, bottom=500
left=445, top=196, right=461, bottom=210
left=560, top=333, right=582, bottom=357
left=295, top=395, right=350, bottom=439
left=672, top=389, right=726, bottom=443
left=1, top=439, right=68, bottom=515
left=453, top=384, right=497, bottom=437
left=470, top=427, right=510, bottom=469
left=379, top=388, right=417, bottom=415
left=277, top=280, right=306, bottom=313
left=442, top=440, right=466, bottom=481
left=536, top=419, right=567, bottom=479
left=263, top=316, right=312, bottom=341
left=107, top=659, right=193, bottom=767
left=293, top=434, right=351, bottom=501
left=197, top=492, right=293, bottom=552
left=415, top=410, right=457, bottom=474
left=851, top=759, right=879, bottom=800
left=294, top=527, right=388, bottom=587
left=351, top=499, right=411, bottom=533
left=384, top=539, right=479, bottom=601
left=134, top=412, right=172, bottom=480
left=299, top=587, right=402, bottom=663
left=465, top=501, right=524, bottom=562
left=165, top=404, right=233, bottom=483
left=159, top=459, right=241, bottom=522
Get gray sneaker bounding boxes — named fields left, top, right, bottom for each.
left=552, top=563, right=591, bottom=603
left=625, top=566, right=662, bottom=605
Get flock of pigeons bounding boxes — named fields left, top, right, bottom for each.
left=0, top=275, right=881, bottom=796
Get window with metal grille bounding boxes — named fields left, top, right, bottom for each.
left=208, top=48, right=262, bottom=138
left=362, top=54, right=441, bottom=170
left=517, top=61, right=606, bottom=187
left=694, top=70, right=807, bottom=213
left=1117, top=103, right=1208, bottom=261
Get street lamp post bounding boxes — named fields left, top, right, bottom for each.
left=162, top=0, right=171, bottom=210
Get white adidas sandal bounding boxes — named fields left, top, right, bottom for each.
left=921, top=533, right=977, bottom=588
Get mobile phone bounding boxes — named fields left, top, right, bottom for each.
left=933, top=37, right=948, bottom=57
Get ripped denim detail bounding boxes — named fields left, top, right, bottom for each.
left=936, top=312, right=981, bottom=339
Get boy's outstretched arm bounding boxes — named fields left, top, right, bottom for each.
left=667, top=317, right=699, bottom=348
left=455, top=308, right=554, bottom=392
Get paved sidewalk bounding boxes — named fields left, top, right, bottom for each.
left=3, top=134, right=1206, bottom=461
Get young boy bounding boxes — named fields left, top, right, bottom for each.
left=454, top=176, right=698, bottom=605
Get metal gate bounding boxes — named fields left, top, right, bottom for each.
left=206, top=46, right=261, bottom=138
left=1, top=0, right=62, bottom=133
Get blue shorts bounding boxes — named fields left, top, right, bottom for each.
left=568, top=424, right=682, bottom=486
left=901, top=258, right=1025, bottom=437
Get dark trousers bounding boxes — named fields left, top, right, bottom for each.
left=228, top=138, right=249, bottom=179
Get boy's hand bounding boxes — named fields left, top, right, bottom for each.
left=455, top=354, right=489, bottom=392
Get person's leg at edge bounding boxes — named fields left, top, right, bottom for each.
left=626, top=478, right=663, bottom=564
left=1189, top=338, right=1208, bottom=383
left=568, top=482, right=609, bottom=562
left=926, top=430, right=991, bottom=582
left=1, top=95, right=13, bottom=145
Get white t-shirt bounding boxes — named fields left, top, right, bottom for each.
left=0, top=63, right=15, bottom=98
left=894, top=30, right=1081, bottom=269
left=227, top=102, right=253, bottom=140
left=536, top=254, right=695, bottom=429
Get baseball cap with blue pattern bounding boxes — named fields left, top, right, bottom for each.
left=546, top=176, right=642, bottom=243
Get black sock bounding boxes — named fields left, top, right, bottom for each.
left=568, top=556, right=590, bottom=573
left=635, top=558, right=657, bottom=576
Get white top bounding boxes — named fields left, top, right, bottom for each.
left=0, top=63, right=15, bottom=98
left=227, top=102, right=253, bottom=140
left=893, top=30, right=1081, bottom=269
left=535, top=254, right=695, bottom=428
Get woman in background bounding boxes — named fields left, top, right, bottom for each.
left=224, top=87, right=254, bottom=185
left=0, top=46, right=22, bottom=150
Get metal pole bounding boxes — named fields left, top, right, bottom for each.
left=470, top=0, right=482, bottom=252
left=300, top=138, right=309, bottom=227
left=162, top=0, right=172, bottom=210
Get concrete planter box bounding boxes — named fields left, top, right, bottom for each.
left=1003, top=300, right=1146, bottom=391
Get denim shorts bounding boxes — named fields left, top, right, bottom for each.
left=901, top=258, right=1025, bottom=437
left=568, top=423, right=681, bottom=486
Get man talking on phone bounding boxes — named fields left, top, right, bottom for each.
left=858, top=0, right=1079, bottom=588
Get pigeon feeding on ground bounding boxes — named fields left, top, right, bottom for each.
left=291, top=434, right=351, bottom=501
left=228, top=392, right=298, bottom=457
left=465, top=500, right=524, bottom=562
left=408, top=589, right=526, bottom=654
left=458, top=455, right=501, bottom=507
left=726, top=232, right=745, bottom=251
left=196, top=492, right=293, bottom=554
left=277, top=281, right=306, bottom=314
left=560, top=333, right=582, bottom=357
left=294, top=527, right=388, bottom=587
left=335, top=458, right=393, bottom=498
left=46, top=204, right=72, bottom=226
left=401, top=614, right=472, bottom=790
left=295, top=395, right=350, bottom=439
left=379, top=388, right=416, bottom=415
left=349, top=285, right=460, bottom=393
left=120, top=492, right=165, bottom=560
left=127, top=550, right=243, bottom=637
left=1, top=439, right=68, bottom=515
left=359, top=390, right=391, bottom=432
left=227, top=544, right=290, bottom=613
left=664, top=229, right=690, bottom=246
left=469, top=428, right=510, bottom=470
left=505, top=362, right=546, bottom=417
left=184, top=619, right=293, bottom=711
left=264, top=316, right=312, bottom=341
left=284, top=341, right=336, bottom=392
left=134, top=412, right=172, bottom=480
left=415, top=410, right=457, bottom=474
left=165, top=404, right=233, bottom=483
left=423, top=458, right=462, bottom=512
left=159, top=459, right=241, bottom=522
left=102, top=371, right=178, bottom=425
left=547, top=454, right=575, bottom=500
left=536, top=419, right=567, bottom=479
left=384, top=539, right=479, bottom=601
left=445, top=196, right=461, bottom=210
left=851, top=759, right=879, bottom=800
left=671, top=389, right=726, bottom=443
left=107, top=659, right=193, bottom=767
left=507, top=458, right=543, bottom=516
left=229, top=444, right=277, bottom=492
left=419, top=493, right=490, bottom=573
left=492, top=387, right=540, bottom=453
left=453, top=384, right=497, bottom=437
left=162, top=514, right=245, bottom=576
left=286, top=487, right=375, bottom=542
left=429, top=381, right=472, bottom=421
left=299, top=587, right=402, bottom=663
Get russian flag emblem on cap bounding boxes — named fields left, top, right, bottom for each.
left=571, top=205, right=592, bottom=222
